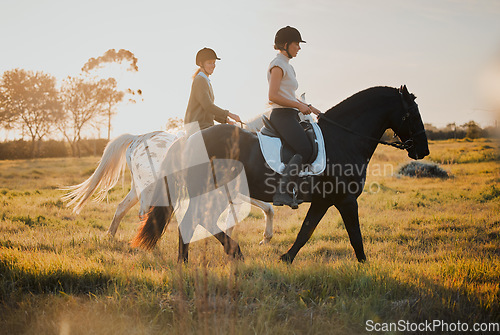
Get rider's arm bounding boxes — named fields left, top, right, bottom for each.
left=309, top=105, right=321, bottom=116
left=227, top=112, right=241, bottom=123
left=194, top=76, right=241, bottom=124
left=215, top=112, right=241, bottom=125
left=214, top=114, right=228, bottom=124
left=268, top=67, right=312, bottom=115
left=193, top=75, right=229, bottom=121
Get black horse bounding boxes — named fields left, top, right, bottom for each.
left=132, top=85, right=430, bottom=263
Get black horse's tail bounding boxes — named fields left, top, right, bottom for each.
left=131, top=205, right=174, bottom=250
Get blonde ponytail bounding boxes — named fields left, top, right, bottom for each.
left=192, top=68, right=202, bottom=79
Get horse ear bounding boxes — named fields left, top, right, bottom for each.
left=399, top=85, right=415, bottom=100
left=403, top=85, right=417, bottom=100
left=402, top=85, right=409, bottom=95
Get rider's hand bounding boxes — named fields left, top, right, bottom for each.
left=310, top=105, right=321, bottom=116
left=228, top=112, right=241, bottom=123
left=226, top=119, right=236, bottom=125
left=298, top=103, right=312, bottom=115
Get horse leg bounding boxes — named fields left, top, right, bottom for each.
left=280, top=200, right=330, bottom=263
left=250, top=198, right=274, bottom=245
left=213, top=232, right=244, bottom=260
left=178, top=227, right=190, bottom=263
left=177, top=207, right=198, bottom=263
left=107, top=188, right=139, bottom=237
left=334, top=198, right=366, bottom=262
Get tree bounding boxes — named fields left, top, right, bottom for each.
left=82, top=49, right=141, bottom=139
left=445, top=123, right=457, bottom=139
left=423, top=123, right=438, bottom=132
left=82, top=49, right=138, bottom=73
left=96, top=78, right=125, bottom=140
left=461, top=120, right=482, bottom=139
left=0, top=69, right=61, bottom=158
left=165, top=117, right=184, bottom=132
left=0, top=89, right=16, bottom=128
left=58, top=76, right=105, bottom=157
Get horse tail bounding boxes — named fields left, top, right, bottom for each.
left=131, top=206, right=174, bottom=250
left=61, top=133, right=137, bottom=214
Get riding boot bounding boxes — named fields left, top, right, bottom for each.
left=273, top=154, right=303, bottom=209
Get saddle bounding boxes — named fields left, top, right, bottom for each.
left=260, top=115, right=319, bottom=165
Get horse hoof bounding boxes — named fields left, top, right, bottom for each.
left=259, top=237, right=272, bottom=245
left=177, top=257, right=189, bottom=264
left=279, top=253, right=293, bottom=264
left=233, top=248, right=245, bottom=261
left=230, top=252, right=245, bottom=261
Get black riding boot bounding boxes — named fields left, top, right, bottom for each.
left=273, top=154, right=303, bottom=209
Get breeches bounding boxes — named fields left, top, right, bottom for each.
left=269, top=108, right=313, bottom=163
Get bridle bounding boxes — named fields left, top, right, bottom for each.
left=395, top=93, right=427, bottom=148
left=317, top=93, right=424, bottom=151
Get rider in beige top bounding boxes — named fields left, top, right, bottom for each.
left=184, top=48, right=241, bottom=136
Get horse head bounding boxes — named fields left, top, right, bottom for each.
left=392, top=85, right=430, bottom=160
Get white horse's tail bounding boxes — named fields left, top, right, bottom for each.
left=62, top=134, right=137, bottom=214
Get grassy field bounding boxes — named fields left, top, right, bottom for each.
left=0, top=139, right=499, bottom=334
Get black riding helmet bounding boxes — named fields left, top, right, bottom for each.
left=196, top=47, right=220, bottom=67
left=274, top=26, right=306, bottom=58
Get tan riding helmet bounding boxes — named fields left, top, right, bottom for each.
left=195, top=47, right=220, bottom=66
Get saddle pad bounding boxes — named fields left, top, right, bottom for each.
left=257, top=122, right=326, bottom=177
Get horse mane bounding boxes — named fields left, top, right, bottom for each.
left=245, top=87, right=400, bottom=131
left=324, top=86, right=399, bottom=118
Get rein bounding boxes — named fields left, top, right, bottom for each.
left=317, top=113, right=414, bottom=150
left=317, top=92, right=425, bottom=151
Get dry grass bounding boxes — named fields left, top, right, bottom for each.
left=0, top=139, right=499, bottom=334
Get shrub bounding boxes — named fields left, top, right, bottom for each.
left=478, top=185, right=500, bottom=203
left=397, top=161, right=449, bottom=178
left=10, top=215, right=47, bottom=227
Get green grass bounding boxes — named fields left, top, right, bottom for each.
left=428, top=139, right=500, bottom=164
left=0, top=140, right=499, bottom=334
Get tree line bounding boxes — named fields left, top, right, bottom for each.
left=423, top=121, right=497, bottom=140
left=0, top=117, right=496, bottom=161
left=0, top=49, right=140, bottom=158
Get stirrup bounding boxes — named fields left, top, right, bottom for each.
left=273, top=196, right=299, bottom=209
left=273, top=187, right=302, bottom=209
left=292, top=188, right=304, bottom=207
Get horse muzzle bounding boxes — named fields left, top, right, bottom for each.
left=408, top=145, right=430, bottom=160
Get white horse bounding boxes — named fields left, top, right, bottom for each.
left=62, top=115, right=274, bottom=244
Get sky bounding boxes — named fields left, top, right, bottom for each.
left=1, top=0, right=499, bottom=138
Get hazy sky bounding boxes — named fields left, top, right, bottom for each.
left=1, top=0, right=499, bottom=137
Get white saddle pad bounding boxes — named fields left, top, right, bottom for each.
left=256, top=122, right=326, bottom=177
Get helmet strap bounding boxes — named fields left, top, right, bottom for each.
left=285, top=43, right=293, bottom=59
